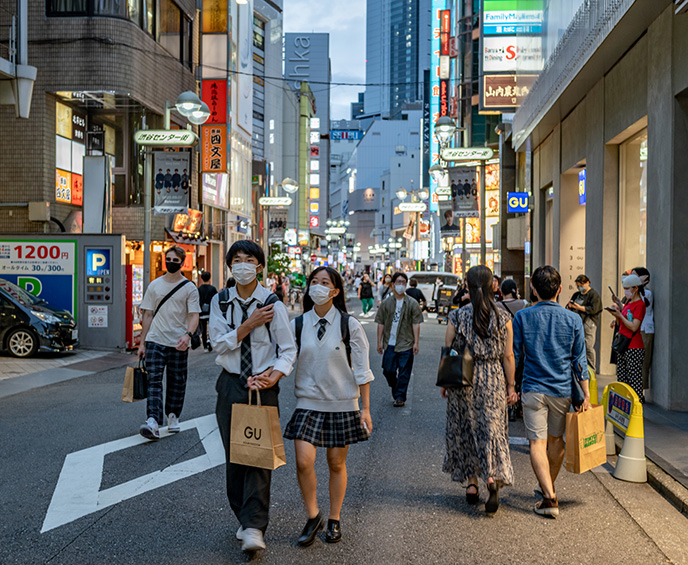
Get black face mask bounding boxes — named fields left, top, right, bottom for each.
left=166, top=260, right=182, bottom=273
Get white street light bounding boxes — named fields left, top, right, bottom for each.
left=281, top=177, right=299, bottom=194
left=187, top=101, right=211, bottom=125
left=418, top=188, right=429, bottom=201
left=435, top=116, right=456, bottom=145
left=429, top=164, right=445, bottom=183
left=175, top=91, right=202, bottom=116
left=396, top=188, right=407, bottom=200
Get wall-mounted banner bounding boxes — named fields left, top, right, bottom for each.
left=202, top=80, right=227, bottom=124
left=482, top=74, right=538, bottom=109
left=201, top=125, right=227, bottom=172
left=153, top=152, right=191, bottom=215
left=449, top=167, right=479, bottom=218
left=201, top=173, right=229, bottom=209
left=578, top=169, right=586, bottom=205
left=330, top=130, right=363, bottom=141
left=259, top=197, right=293, bottom=206
left=442, top=147, right=495, bottom=161
left=268, top=208, right=288, bottom=241
left=482, top=36, right=544, bottom=73
left=134, top=130, right=198, bottom=146
left=483, top=0, right=544, bottom=35
left=507, top=192, right=529, bottom=213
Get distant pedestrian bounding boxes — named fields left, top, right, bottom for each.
left=606, top=274, right=646, bottom=402
left=137, top=246, right=200, bottom=440
left=375, top=272, right=423, bottom=407
left=492, top=275, right=503, bottom=302
left=209, top=240, right=297, bottom=554
left=405, top=278, right=427, bottom=309
left=432, top=276, right=444, bottom=312
left=452, top=279, right=471, bottom=308
left=499, top=279, right=526, bottom=317
left=198, top=271, right=218, bottom=352
left=566, top=274, right=602, bottom=371
left=358, top=273, right=374, bottom=317
left=632, top=267, right=654, bottom=391
left=512, top=266, right=590, bottom=519
left=378, top=273, right=392, bottom=305
left=441, top=266, right=518, bottom=515
left=285, top=267, right=373, bottom=546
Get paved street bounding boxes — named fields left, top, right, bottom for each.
left=1, top=304, right=687, bottom=565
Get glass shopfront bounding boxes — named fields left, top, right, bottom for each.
left=619, top=128, right=648, bottom=276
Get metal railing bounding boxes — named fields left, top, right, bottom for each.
left=512, top=0, right=635, bottom=149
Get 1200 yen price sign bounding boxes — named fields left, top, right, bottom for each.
left=1, top=242, right=75, bottom=275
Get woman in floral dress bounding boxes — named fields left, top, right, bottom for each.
left=441, top=265, right=518, bottom=515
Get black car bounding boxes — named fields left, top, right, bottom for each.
left=0, top=278, right=78, bottom=357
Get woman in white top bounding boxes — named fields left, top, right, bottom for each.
left=284, top=266, right=374, bottom=547
left=632, top=267, right=654, bottom=390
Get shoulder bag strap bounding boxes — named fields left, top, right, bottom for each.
left=340, top=312, right=352, bottom=369
left=295, top=314, right=304, bottom=355
left=153, top=279, right=191, bottom=319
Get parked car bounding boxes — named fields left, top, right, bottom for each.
left=406, top=271, right=461, bottom=312
left=0, top=278, right=78, bottom=357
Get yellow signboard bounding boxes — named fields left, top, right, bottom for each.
left=55, top=169, right=72, bottom=203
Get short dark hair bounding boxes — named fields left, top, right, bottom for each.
left=165, top=245, right=186, bottom=262
left=200, top=271, right=211, bottom=282
left=531, top=266, right=561, bottom=300
left=391, top=272, right=408, bottom=284
left=501, top=279, right=518, bottom=297
left=409, top=278, right=418, bottom=287
left=444, top=209, right=453, bottom=220
left=226, top=240, right=265, bottom=267
left=575, top=274, right=590, bottom=284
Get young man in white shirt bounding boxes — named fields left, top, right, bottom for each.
left=209, top=240, right=297, bottom=554
left=137, top=246, right=201, bottom=440
left=375, top=272, right=423, bottom=407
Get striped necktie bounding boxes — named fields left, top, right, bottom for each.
left=317, top=318, right=327, bottom=341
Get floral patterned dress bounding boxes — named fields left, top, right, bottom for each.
left=443, top=305, right=514, bottom=486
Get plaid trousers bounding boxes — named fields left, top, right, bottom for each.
left=144, top=341, right=189, bottom=425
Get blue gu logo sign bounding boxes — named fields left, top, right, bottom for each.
left=507, top=192, right=529, bottom=213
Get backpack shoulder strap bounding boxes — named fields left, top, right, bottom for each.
left=218, top=288, right=237, bottom=329
left=261, top=293, right=280, bottom=342
left=295, top=314, right=304, bottom=356
left=340, top=312, right=352, bottom=369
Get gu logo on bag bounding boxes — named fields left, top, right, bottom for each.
left=244, top=426, right=263, bottom=442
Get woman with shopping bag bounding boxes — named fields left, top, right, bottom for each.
left=284, top=267, right=374, bottom=546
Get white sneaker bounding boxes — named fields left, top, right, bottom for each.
left=241, top=528, right=266, bottom=552
left=139, top=417, right=160, bottom=440
left=167, top=413, right=180, bottom=433
left=236, top=526, right=244, bottom=540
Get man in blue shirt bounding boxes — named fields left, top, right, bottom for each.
left=513, top=266, right=591, bottom=519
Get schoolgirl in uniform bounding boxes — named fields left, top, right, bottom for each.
left=284, top=266, right=374, bottom=546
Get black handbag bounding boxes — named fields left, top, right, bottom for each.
left=436, top=331, right=474, bottom=388
left=571, top=373, right=585, bottom=411
left=189, top=329, right=202, bottom=350
left=611, top=331, right=633, bottom=356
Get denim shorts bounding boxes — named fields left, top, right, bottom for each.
left=521, top=392, right=571, bottom=440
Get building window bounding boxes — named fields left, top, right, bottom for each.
left=619, top=128, right=648, bottom=275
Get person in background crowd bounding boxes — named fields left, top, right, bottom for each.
left=632, top=267, right=654, bottom=393
left=266, top=272, right=276, bottom=293
left=281, top=272, right=290, bottom=304
left=607, top=274, right=646, bottom=403
left=432, top=276, right=444, bottom=313
left=209, top=240, right=297, bottom=554
left=513, top=266, right=590, bottom=519
left=378, top=274, right=393, bottom=305
left=452, top=279, right=471, bottom=308
left=358, top=273, right=375, bottom=317
left=405, top=278, right=427, bottom=309
left=284, top=267, right=374, bottom=546
left=492, top=275, right=503, bottom=302
left=375, top=272, right=423, bottom=407
left=274, top=274, right=284, bottom=303
left=198, top=271, right=218, bottom=352
left=137, top=246, right=201, bottom=440
left=499, top=279, right=527, bottom=317
left=566, top=274, right=603, bottom=372
left=442, top=266, right=518, bottom=515
left=353, top=273, right=362, bottom=292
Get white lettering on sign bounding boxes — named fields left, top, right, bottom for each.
left=41, top=414, right=223, bottom=533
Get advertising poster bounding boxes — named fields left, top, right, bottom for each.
left=153, top=152, right=191, bottom=215
left=202, top=80, right=227, bottom=124
left=0, top=239, right=78, bottom=316
left=201, top=173, right=229, bottom=209
left=448, top=167, right=479, bottom=217
left=439, top=201, right=462, bottom=238
left=268, top=208, right=288, bottom=241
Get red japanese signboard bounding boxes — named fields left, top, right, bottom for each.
left=440, top=10, right=451, bottom=56
left=202, top=80, right=227, bottom=124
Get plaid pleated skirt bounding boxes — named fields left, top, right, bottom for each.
left=284, top=409, right=369, bottom=448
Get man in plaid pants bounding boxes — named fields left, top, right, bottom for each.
left=137, top=245, right=200, bottom=440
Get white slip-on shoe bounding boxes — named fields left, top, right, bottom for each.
left=241, top=528, right=266, bottom=552
left=167, top=413, right=180, bottom=433
left=139, top=417, right=160, bottom=440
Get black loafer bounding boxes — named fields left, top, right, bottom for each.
left=485, top=482, right=500, bottom=514
left=297, top=513, right=323, bottom=547
left=325, top=519, right=342, bottom=543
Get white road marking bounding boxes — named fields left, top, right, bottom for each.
left=41, top=414, right=224, bottom=533
left=509, top=436, right=529, bottom=446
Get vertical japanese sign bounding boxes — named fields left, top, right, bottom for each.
left=55, top=102, right=86, bottom=205
left=201, top=125, right=227, bottom=172
left=430, top=0, right=448, bottom=213
left=202, top=80, right=227, bottom=124
left=0, top=239, right=78, bottom=317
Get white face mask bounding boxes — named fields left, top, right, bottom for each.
left=231, top=262, right=258, bottom=285
left=394, top=283, right=407, bottom=295
left=624, top=288, right=634, bottom=300
left=308, top=283, right=333, bottom=305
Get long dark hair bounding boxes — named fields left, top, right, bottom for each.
left=467, top=265, right=498, bottom=340
left=303, top=266, right=348, bottom=314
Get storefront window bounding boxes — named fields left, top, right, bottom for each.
left=159, top=0, right=181, bottom=59
left=619, top=129, right=648, bottom=275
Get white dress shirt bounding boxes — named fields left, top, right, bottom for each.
left=209, top=283, right=296, bottom=378
left=291, top=306, right=375, bottom=412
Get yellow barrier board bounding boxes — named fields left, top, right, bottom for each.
left=601, top=382, right=644, bottom=439
left=588, top=366, right=598, bottom=405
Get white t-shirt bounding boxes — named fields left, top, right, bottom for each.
left=388, top=298, right=405, bottom=347
left=140, top=276, right=201, bottom=347
left=642, top=289, right=654, bottom=333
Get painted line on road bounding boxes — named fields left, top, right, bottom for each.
left=509, top=436, right=529, bottom=446
left=41, top=414, right=224, bottom=533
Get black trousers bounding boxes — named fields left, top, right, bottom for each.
left=215, top=370, right=280, bottom=533
left=199, top=317, right=210, bottom=349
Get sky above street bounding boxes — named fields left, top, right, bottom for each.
left=283, top=0, right=366, bottom=122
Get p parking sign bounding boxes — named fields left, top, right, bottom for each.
left=86, top=249, right=111, bottom=277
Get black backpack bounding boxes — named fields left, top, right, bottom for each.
left=217, top=288, right=281, bottom=344
left=295, top=311, right=352, bottom=369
